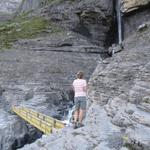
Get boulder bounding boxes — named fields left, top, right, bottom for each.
left=121, top=0, right=150, bottom=13
left=0, top=109, right=42, bottom=150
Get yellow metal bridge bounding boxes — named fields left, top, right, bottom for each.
left=12, top=106, right=65, bottom=135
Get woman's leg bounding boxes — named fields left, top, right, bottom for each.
left=78, top=109, right=85, bottom=123
left=78, top=97, right=86, bottom=124
left=74, top=109, right=79, bottom=123
left=74, top=97, right=80, bottom=123
left=73, top=109, right=79, bottom=129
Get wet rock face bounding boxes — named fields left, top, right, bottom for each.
left=88, top=23, right=150, bottom=149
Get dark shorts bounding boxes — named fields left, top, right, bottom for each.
left=74, top=96, right=87, bottom=110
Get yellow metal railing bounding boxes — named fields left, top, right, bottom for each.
left=12, top=106, right=65, bottom=135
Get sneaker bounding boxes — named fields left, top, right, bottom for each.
left=73, top=122, right=78, bottom=129
left=77, top=122, right=84, bottom=128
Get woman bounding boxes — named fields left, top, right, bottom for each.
left=72, top=71, right=87, bottom=129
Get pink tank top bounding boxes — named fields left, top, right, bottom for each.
left=73, top=79, right=87, bottom=97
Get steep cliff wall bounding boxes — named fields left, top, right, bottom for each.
left=45, top=0, right=114, bottom=47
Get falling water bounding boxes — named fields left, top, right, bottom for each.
left=63, top=106, right=75, bottom=126
left=116, top=0, right=123, bottom=44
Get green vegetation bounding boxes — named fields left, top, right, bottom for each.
left=143, top=97, right=150, bottom=103
left=41, top=0, right=65, bottom=6
left=0, top=15, right=62, bottom=49
left=41, top=0, right=76, bottom=7
left=124, top=144, right=136, bottom=150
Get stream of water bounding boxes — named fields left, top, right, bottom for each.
left=116, top=0, right=123, bottom=44
left=63, top=106, right=75, bottom=126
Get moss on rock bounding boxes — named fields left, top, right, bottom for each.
left=0, top=15, right=62, bottom=49
left=41, top=0, right=64, bottom=7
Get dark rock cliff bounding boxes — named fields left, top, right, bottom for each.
left=45, top=0, right=114, bottom=47
left=17, top=0, right=114, bottom=47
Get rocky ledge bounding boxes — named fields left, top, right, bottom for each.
left=121, top=0, right=150, bottom=13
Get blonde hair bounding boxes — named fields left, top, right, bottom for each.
left=76, top=71, right=84, bottom=79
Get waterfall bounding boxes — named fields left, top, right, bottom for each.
left=116, top=0, right=123, bottom=44
left=63, top=106, right=75, bottom=126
